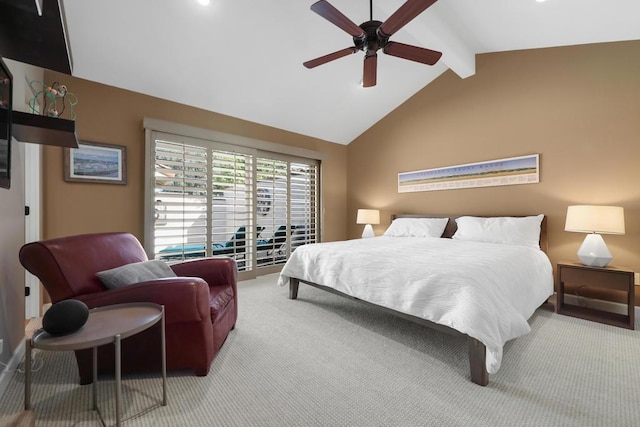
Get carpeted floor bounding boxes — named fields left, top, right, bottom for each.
left=1, top=274, right=639, bottom=426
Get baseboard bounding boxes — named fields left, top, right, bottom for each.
left=0, top=339, right=25, bottom=401
left=564, top=294, right=630, bottom=315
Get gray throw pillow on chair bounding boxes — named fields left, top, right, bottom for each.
left=96, top=260, right=176, bottom=289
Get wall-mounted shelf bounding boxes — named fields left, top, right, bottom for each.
left=12, top=111, right=78, bottom=148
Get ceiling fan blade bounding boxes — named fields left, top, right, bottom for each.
left=378, top=0, right=438, bottom=38
left=310, top=0, right=366, bottom=39
left=303, top=47, right=359, bottom=69
left=383, top=41, right=442, bottom=65
left=363, top=54, right=377, bottom=88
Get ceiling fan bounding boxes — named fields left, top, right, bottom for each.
left=303, top=0, right=442, bottom=88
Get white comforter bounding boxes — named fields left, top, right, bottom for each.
left=277, top=236, right=553, bottom=374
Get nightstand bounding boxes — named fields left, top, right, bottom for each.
left=557, top=261, right=635, bottom=329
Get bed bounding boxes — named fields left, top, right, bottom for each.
left=277, top=214, right=554, bottom=386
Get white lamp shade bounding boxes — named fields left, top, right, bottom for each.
left=565, top=205, right=625, bottom=235
left=356, top=209, right=380, bottom=225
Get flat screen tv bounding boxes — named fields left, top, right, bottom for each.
left=0, top=56, right=12, bottom=189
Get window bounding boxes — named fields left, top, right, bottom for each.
left=144, top=124, right=320, bottom=279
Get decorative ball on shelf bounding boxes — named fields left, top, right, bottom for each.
left=42, top=299, right=89, bottom=336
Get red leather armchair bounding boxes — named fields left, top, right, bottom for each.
left=19, top=232, right=237, bottom=384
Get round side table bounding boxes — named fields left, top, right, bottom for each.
left=25, top=302, right=167, bottom=426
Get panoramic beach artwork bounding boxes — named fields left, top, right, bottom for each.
left=64, top=142, right=126, bottom=184
left=398, top=154, right=539, bottom=193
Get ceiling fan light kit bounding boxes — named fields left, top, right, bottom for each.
left=304, top=0, right=442, bottom=88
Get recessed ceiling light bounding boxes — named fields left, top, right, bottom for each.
left=196, top=0, right=210, bottom=5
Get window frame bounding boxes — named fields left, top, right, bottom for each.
left=144, top=119, right=322, bottom=280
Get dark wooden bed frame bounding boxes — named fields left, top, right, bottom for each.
left=288, top=214, right=548, bottom=386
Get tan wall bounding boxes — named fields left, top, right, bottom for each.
left=41, top=73, right=348, bottom=245
left=347, top=41, right=640, bottom=280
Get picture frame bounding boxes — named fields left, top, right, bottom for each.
left=398, top=154, right=539, bottom=193
left=64, top=141, right=127, bottom=184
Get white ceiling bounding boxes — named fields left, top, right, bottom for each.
left=61, top=0, right=640, bottom=145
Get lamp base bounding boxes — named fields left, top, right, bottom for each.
left=577, top=233, right=612, bottom=268
left=361, top=224, right=375, bottom=238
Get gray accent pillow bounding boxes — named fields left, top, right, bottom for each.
left=96, top=260, right=177, bottom=289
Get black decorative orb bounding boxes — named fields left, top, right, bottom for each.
left=42, top=299, right=89, bottom=336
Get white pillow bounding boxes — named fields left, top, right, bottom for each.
left=452, top=215, right=544, bottom=248
left=383, top=217, right=449, bottom=238
left=96, top=260, right=177, bottom=289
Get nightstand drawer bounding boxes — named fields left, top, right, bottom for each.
left=559, top=267, right=631, bottom=292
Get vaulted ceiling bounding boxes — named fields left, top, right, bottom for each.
left=61, top=0, right=640, bottom=144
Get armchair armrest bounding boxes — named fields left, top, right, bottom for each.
left=73, top=278, right=210, bottom=324
left=169, top=257, right=237, bottom=289
left=169, top=257, right=238, bottom=325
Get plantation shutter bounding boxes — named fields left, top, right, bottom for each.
left=256, top=157, right=289, bottom=267
left=255, top=155, right=319, bottom=271
left=146, top=128, right=320, bottom=278
left=290, top=161, right=319, bottom=249
left=211, top=149, right=255, bottom=269
left=153, top=139, right=209, bottom=260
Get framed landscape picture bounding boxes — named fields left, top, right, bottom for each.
left=398, top=154, right=539, bottom=193
left=64, top=141, right=127, bottom=184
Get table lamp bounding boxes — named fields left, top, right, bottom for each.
left=357, top=209, right=380, bottom=238
left=564, top=205, right=625, bottom=267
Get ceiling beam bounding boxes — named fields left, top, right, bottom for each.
left=375, top=1, right=475, bottom=79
